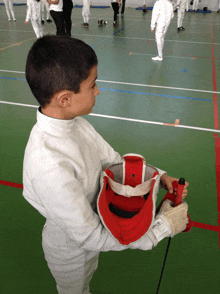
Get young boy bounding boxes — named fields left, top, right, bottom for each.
left=151, top=0, right=174, bottom=61
left=23, top=35, right=189, bottom=294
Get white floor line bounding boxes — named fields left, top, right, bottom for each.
left=0, top=69, right=219, bottom=94
left=130, top=52, right=193, bottom=59
left=0, top=100, right=219, bottom=133
left=96, top=80, right=220, bottom=95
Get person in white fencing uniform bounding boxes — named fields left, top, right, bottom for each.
left=3, top=0, right=16, bottom=21
left=192, top=0, right=199, bottom=12
left=41, top=0, right=52, bottom=23
left=151, top=0, right=174, bottom=61
left=82, top=0, right=92, bottom=27
left=24, top=35, right=189, bottom=294
left=25, top=0, right=44, bottom=39
left=174, top=0, right=187, bottom=32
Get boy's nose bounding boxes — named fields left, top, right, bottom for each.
left=95, top=85, right=100, bottom=96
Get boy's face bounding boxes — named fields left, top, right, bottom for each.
left=69, top=65, right=99, bottom=118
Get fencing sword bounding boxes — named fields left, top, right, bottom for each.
left=156, top=178, right=185, bottom=294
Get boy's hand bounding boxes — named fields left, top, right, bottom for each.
left=151, top=29, right=154, bottom=32
left=24, top=21, right=28, bottom=24
left=160, top=174, right=189, bottom=199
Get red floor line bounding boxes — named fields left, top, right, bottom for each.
left=0, top=180, right=23, bottom=189
left=191, top=221, right=219, bottom=233
left=0, top=180, right=219, bottom=233
left=210, top=17, right=220, bottom=249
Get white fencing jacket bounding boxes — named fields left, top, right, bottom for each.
left=25, top=0, right=41, bottom=22
left=23, top=109, right=170, bottom=252
left=151, top=0, right=174, bottom=31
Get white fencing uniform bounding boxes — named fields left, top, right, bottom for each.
left=25, top=0, right=43, bottom=39
left=3, top=0, right=16, bottom=21
left=192, top=0, right=199, bottom=11
left=23, top=108, right=171, bottom=294
left=151, top=0, right=174, bottom=58
left=175, top=0, right=187, bottom=28
left=41, top=0, right=50, bottom=21
left=82, top=0, right=91, bottom=24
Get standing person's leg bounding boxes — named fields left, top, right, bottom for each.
left=42, top=223, right=100, bottom=294
left=3, top=0, right=12, bottom=21
left=152, top=25, right=168, bottom=61
left=82, top=0, right=90, bottom=26
left=121, top=0, right=125, bottom=14
left=143, top=0, right=148, bottom=13
left=192, top=0, right=198, bottom=11
left=31, top=18, right=42, bottom=38
left=177, top=6, right=185, bottom=31
left=8, top=0, right=16, bottom=21
left=63, top=8, right=73, bottom=36
left=41, top=1, right=45, bottom=23
left=111, top=2, right=118, bottom=26
left=50, top=10, right=65, bottom=35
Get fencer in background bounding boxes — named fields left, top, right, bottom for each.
left=3, top=0, right=16, bottom=21
left=25, top=0, right=43, bottom=39
left=175, top=0, right=187, bottom=32
left=82, top=0, right=92, bottom=27
left=151, top=0, right=174, bottom=61
left=192, top=0, right=199, bottom=12
left=41, top=0, right=52, bottom=23
left=143, top=0, right=148, bottom=13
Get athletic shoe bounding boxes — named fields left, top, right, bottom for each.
left=8, top=19, right=11, bottom=21
left=41, top=20, right=44, bottom=24
left=143, top=9, right=148, bottom=13
left=181, top=26, right=185, bottom=30
left=82, top=23, right=89, bottom=27
left=177, top=27, right=181, bottom=32
left=47, top=19, right=52, bottom=23
left=13, top=19, right=16, bottom=22
left=152, top=56, right=163, bottom=61
left=113, top=22, right=118, bottom=27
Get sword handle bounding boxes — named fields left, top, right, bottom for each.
left=174, top=178, right=185, bottom=207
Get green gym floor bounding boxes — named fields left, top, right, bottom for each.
left=1, top=5, right=220, bottom=294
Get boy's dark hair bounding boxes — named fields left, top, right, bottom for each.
left=25, top=35, right=98, bottom=108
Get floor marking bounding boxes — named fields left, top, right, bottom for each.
left=72, top=32, right=220, bottom=45
left=96, top=79, right=220, bottom=95
left=163, top=119, right=180, bottom=127
left=130, top=52, right=194, bottom=60
left=0, top=100, right=219, bottom=133
left=0, top=100, right=38, bottom=108
left=0, top=69, right=219, bottom=95
left=210, top=16, right=220, bottom=249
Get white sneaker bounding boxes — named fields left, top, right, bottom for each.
left=152, top=55, right=163, bottom=61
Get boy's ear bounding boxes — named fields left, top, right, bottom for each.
left=56, top=90, right=74, bottom=108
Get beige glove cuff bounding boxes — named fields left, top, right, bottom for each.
left=163, top=201, right=188, bottom=236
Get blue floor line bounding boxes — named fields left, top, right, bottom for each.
left=0, top=76, right=217, bottom=103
